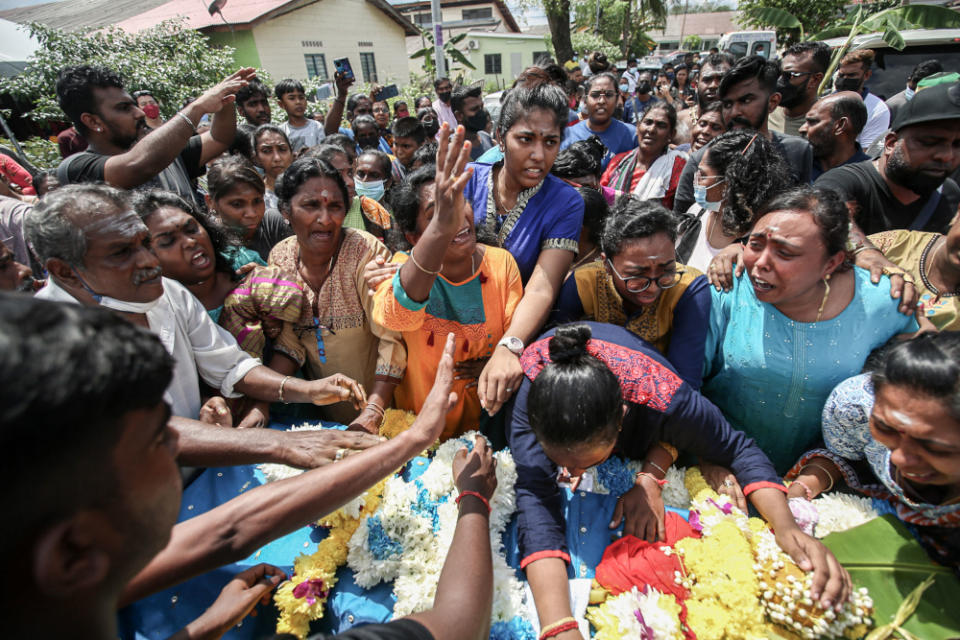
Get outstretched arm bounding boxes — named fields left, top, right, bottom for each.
left=121, top=334, right=460, bottom=606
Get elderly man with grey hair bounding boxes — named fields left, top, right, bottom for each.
left=799, top=91, right=870, bottom=180
left=26, top=183, right=385, bottom=470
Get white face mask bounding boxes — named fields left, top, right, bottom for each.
left=905, top=86, right=916, bottom=100
left=693, top=184, right=722, bottom=212
left=73, top=268, right=163, bottom=314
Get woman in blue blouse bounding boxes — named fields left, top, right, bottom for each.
left=462, top=84, right=586, bottom=418
left=702, top=186, right=919, bottom=482
left=508, top=322, right=851, bottom=640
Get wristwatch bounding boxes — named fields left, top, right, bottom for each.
left=496, top=336, right=524, bottom=356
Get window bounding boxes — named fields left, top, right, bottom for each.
left=462, top=7, right=492, bottom=20
left=304, top=54, right=328, bottom=80
left=533, top=51, right=551, bottom=65
left=412, top=12, right=432, bottom=25
left=484, top=53, right=502, bottom=75
left=359, top=52, right=378, bottom=83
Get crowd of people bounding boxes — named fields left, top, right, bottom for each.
left=2, top=40, right=960, bottom=640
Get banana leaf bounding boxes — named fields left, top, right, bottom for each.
left=743, top=6, right=803, bottom=30
left=822, top=515, right=960, bottom=640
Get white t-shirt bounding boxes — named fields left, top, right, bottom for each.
left=282, top=119, right=326, bottom=152
left=858, top=92, right=891, bottom=150
left=685, top=208, right=726, bottom=273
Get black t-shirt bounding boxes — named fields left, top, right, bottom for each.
left=56, top=135, right=205, bottom=207
left=252, top=208, right=294, bottom=261
left=301, top=619, right=435, bottom=640
left=814, top=159, right=960, bottom=235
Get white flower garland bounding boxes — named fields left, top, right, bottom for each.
left=346, top=431, right=528, bottom=624
left=811, top=492, right=879, bottom=538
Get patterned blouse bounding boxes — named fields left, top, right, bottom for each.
left=268, top=229, right=406, bottom=425
left=788, top=373, right=960, bottom=572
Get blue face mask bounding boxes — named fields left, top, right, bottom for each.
left=905, top=86, right=916, bottom=100
left=354, top=177, right=386, bottom=202
left=619, top=84, right=629, bottom=93
left=694, top=184, right=722, bottom=212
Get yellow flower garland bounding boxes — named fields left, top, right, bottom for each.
left=273, top=409, right=417, bottom=638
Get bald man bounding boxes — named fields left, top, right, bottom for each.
left=799, top=91, right=870, bottom=180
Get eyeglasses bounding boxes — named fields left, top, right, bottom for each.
left=588, top=91, right=617, bottom=100
left=780, top=70, right=814, bottom=82
left=607, top=259, right=684, bottom=293
left=694, top=170, right=726, bottom=188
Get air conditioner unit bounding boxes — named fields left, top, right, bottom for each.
left=467, top=39, right=479, bottom=50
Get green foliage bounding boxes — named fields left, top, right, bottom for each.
left=410, top=30, right=476, bottom=78
left=670, top=1, right=733, bottom=14
left=0, top=135, right=59, bottom=172
left=569, top=30, right=622, bottom=61
left=682, top=34, right=703, bottom=50
left=737, top=0, right=846, bottom=47
left=571, top=0, right=666, bottom=57
left=0, top=19, right=236, bottom=127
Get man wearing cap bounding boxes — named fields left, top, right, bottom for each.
left=816, top=82, right=960, bottom=235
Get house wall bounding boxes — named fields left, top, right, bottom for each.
left=250, top=0, right=411, bottom=84
left=462, top=34, right=551, bottom=89
left=206, top=30, right=262, bottom=69
left=402, top=0, right=515, bottom=64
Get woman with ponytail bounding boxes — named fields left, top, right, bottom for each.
left=509, top=321, right=851, bottom=639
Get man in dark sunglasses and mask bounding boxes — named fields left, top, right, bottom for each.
left=769, top=41, right=830, bottom=137
left=452, top=84, right=494, bottom=160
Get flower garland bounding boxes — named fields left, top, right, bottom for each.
left=587, top=468, right=875, bottom=639
left=263, top=410, right=416, bottom=639
left=592, top=457, right=690, bottom=509
left=587, top=586, right=685, bottom=640
left=346, top=431, right=535, bottom=636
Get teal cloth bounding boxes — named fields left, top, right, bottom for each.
left=702, top=268, right=918, bottom=473
left=222, top=245, right=266, bottom=270
left=206, top=306, right=223, bottom=323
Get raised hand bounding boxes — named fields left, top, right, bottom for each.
left=432, top=122, right=473, bottom=238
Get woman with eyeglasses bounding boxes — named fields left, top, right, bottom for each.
left=554, top=195, right=710, bottom=388
left=701, top=186, right=918, bottom=492
left=560, top=72, right=638, bottom=170
left=509, top=322, right=852, bottom=640
left=676, top=130, right=794, bottom=271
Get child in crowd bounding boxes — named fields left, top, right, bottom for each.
left=391, top=116, right=428, bottom=172
left=275, top=79, right=326, bottom=152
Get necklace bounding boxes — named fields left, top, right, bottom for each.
left=919, top=234, right=959, bottom=299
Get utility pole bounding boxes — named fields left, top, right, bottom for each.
left=431, top=0, right=446, bottom=77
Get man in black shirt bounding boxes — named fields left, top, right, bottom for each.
left=800, top=91, right=870, bottom=180
left=54, top=65, right=253, bottom=207
left=815, top=81, right=960, bottom=236
left=673, top=56, right=812, bottom=215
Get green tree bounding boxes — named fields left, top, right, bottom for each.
left=736, top=0, right=847, bottom=47
left=682, top=34, right=703, bottom=50
left=569, top=30, right=621, bottom=61
left=571, top=0, right=663, bottom=57
left=0, top=19, right=236, bottom=127
left=409, top=29, right=477, bottom=78
left=545, top=0, right=575, bottom=64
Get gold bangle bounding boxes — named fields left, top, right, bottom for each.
left=409, top=248, right=442, bottom=275
left=278, top=375, right=291, bottom=404
left=801, top=462, right=835, bottom=493
left=366, top=402, right=385, bottom=417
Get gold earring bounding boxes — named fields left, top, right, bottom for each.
left=815, top=273, right=832, bottom=322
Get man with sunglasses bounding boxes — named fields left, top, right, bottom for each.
left=561, top=72, right=638, bottom=169
left=769, top=42, right=830, bottom=137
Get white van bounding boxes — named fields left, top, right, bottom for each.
left=718, top=31, right=777, bottom=60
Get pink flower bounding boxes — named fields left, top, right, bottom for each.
left=292, top=578, right=329, bottom=605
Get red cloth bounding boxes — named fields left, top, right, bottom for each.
left=594, top=512, right=700, bottom=640
left=0, top=155, right=34, bottom=195
left=594, top=511, right=699, bottom=600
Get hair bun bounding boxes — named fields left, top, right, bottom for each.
left=548, top=323, right=592, bottom=365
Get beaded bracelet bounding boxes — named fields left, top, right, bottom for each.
left=792, top=479, right=814, bottom=501
left=539, top=617, right=578, bottom=639
left=455, top=490, right=490, bottom=513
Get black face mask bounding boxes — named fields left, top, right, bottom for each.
left=437, top=91, right=452, bottom=103
left=357, top=136, right=379, bottom=150
left=464, top=109, right=489, bottom=133
left=637, top=81, right=651, bottom=95
left=835, top=77, right=863, bottom=93
left=775, top=77, right=806, bottom=109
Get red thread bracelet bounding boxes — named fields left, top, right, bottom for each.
left=635, top=471, right=668, bottom=487
left=455, top=490, right=491, bottom=513
left=539, top=619, right=579, bottom=639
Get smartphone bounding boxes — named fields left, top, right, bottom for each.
left=374, top=84, right=399, bottom=102
left=333, top=57, right=354, bottom=81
